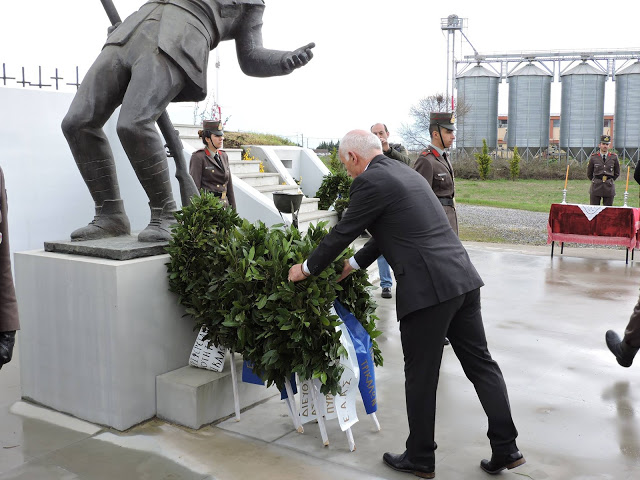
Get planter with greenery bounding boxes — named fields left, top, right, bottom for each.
left=316, top=148, right=353, bottom=217
left=166, top=192, right=382, bottom=395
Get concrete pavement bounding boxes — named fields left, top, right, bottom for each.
left=2, top=242, right=640, bottom=479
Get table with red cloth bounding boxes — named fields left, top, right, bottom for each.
left=547, top=203, right=640, bottom=260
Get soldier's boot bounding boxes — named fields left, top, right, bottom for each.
left=606, top=330, right=640, bottom=367
left=71, top=199, right=131, bottom=241
left=0, top=331, right=16, bottom=370
left=138, top=201, right=178, bottom=242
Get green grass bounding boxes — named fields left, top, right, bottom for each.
left=456, top=179, right=640, bottom=212
left=224, top=131, right=296, bottom=148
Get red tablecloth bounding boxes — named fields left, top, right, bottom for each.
left=547, top=204, right=640, bottom=249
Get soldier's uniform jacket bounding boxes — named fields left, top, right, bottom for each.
left=587, top=151, right=620, bottom=198
left=413, top=146, right=458, bottom=234
left=189, top=148, right=236, bottom=209
left=105, top=0, right=271, bottom=102
left=0, top=166, right=19, bottom=332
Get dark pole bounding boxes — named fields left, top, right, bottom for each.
left=98, top=0, right=198, bottom=206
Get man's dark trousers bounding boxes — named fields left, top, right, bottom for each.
left=400, top=288, right=519, bottom=465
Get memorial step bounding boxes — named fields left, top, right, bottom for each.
left=234, top=172, right=282, bottom=187
left=156, top=355, right=278, bottom=430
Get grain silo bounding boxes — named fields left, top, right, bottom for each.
left=506, top=63, right=552, bottom=157
left=456, top=64, right=500, bottom=153
left=614, top=61, right=640, bottom=164
left=560, top=62, right=606, bottom=162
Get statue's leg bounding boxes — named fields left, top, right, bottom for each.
left=116, top=49, right=187, bottom=242
left=61, top=46, right=131, bottom=240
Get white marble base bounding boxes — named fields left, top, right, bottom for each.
left=14, top=251, right=197, bottom=431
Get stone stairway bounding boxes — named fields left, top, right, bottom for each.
left=175, top=125, right=337, bottom=231
left=226, top=151, right=337, bottom=231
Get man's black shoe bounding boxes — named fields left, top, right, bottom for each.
left=606, top=330, right=639, bottom=367
left=381, top=287, right=392, bottom=299
left=480, top=451, right=525, bottom=474
left=0, top=331, right=16, bottom=370
left=383, top=451, right=434, bottom=479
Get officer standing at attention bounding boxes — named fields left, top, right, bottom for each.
left=189, top=120, right=236, bottom=210
left=370, top=123, right=411, bottom=299
left=587, top=135, right=620, bottom=206
left=414, top=112, right=458, bottom=235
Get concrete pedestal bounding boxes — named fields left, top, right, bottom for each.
left=14, top=251, right=197, bottom=431
left=157, top=358, right=278, bottom=430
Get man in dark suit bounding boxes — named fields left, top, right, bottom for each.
left=0, top=166, right=19, bottom=370
left=62, top=0, right=314, bottom=242
left=288, top=130, right=524, bottom=477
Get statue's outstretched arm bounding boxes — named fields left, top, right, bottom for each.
left=234, top=15, right=314, bottom=77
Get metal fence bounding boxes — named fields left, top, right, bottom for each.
left=1, top=63, right=81, bottom=90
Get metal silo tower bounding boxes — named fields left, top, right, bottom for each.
left=456, top=65, right=500, bottom=153
left=507, top=63, right=552, bottom=158
left=614, top=61, right=640, bottom=165
left=560, top=62, right=606, bottom=162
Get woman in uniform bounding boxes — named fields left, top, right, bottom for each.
left=189, top=120, right=236, bottom=210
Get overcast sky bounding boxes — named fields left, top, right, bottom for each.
left=1, top=0, right=640, bottom=147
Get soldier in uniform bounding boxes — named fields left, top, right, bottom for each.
left=370, top=123, right=410, bottom=299
left=61, top=0, right=314, bottom=242
left=189, top=120, right=236, bottom=210
left=414, top=112, right=458, bottom=234
left=587, top=135, right=620, bottom=206
left=0, top=166, right=19, bottom=370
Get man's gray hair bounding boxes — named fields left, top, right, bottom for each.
left=339, top=130, right=382, bottom=159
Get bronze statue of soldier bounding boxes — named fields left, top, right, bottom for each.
left=62, top=0, right=314, bottom=242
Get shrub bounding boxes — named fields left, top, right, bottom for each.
left=509, top=146, right=521, bottom=181
left=166, top=192, right=381, bottom=395
left=316, top=170, right=353, bottom=217
left=474, top=139, right=492, bottom=180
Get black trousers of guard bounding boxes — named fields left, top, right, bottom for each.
left=399, top=288, right=519, bottom=466
left=590, top=195, right=614, bottom=206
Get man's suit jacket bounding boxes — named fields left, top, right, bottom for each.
left=307, top=155, right=483, bottom=321
left=0, top=167, right=19, bottom=331
left=106, top=0, right=286, bottom=102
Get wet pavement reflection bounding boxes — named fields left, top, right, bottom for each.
left=2, top=243, right=640, bottom=479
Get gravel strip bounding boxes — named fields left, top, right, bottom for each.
left=456, top=204, right=549, bottom=245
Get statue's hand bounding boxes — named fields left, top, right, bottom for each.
left=107, top=22, right=121, bottom=36
left=281, top=43, right=315, bottom=73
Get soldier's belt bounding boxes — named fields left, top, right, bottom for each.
left=211, top=191, right=227, bottom=200
left=438, top=197, right=455, bottom=207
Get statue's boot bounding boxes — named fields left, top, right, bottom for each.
left=71, top=199, right=131, bottom=241
left=138, top=200, right=178, bottom=242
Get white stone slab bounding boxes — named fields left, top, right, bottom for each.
left=14, top=251, right=197, bottom=431
left=156, top=357, right=278, bottom=430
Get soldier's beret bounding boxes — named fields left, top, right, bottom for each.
left=600, top=134, right=611, bottom=144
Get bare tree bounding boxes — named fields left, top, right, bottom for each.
left=400, top=93, right=470, bottom=150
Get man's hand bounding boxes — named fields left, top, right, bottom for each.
left=288, top=263, right=309, bottom=283
left=337, top=259, right=354, bottom=282
left=282, top=43, right=315, bottom=73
